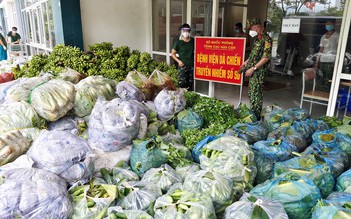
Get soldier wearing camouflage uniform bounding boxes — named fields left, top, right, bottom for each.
left=171, top=23, right=195, bottom=91
left=241, top=17, right=272, bottom=120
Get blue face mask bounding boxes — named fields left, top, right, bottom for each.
left=326, top=25, right=334, bottom=31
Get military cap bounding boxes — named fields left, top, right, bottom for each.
left=246, top=17, right=261, bottom=29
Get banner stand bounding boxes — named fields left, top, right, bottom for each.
left=194, top=36, right=246, bottom=108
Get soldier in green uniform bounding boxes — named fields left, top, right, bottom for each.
left=241, top=17, right=272, bottom=120
left=171, top=23, right=195, bottom=91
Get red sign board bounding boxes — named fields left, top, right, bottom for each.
left=194, top=37, right=245, bottom=85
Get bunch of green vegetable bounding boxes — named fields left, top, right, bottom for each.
left=319, top=116, right=343, bottom=128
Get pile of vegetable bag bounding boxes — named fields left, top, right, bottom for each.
left=183, top=170, right=234, bottom=213
left=177, top=109, right=203, bottom=133
left=73, top=76, right=117, bottom=117
left=4, top=76, right=50, bottom=102
left=116, top=81, right=145, bottom=102
left=0, top=130, right=30, bottom=166
left=88, top=98, right=141, bottom=152
left=125, top=70, right=154, bottom=100
left=251, top=139, right=297, bottom=184
left=29, top=79, right=75, bottom=122
left=250, top=172, right=321, bottom=219
left=312, top=192, right=351, bottom=219
left=27, top=130, right=94, bottom=184
left=154, top=88, right=186, bottom=121
left=0, top=178, right=72, bottom=219
left=153, top=183, right=216, bottom=219
left=223, top=192, right=289, bottom=219
left=199, top=136, right=257, bottom=188
left=0, top=101, right=44, bottom=141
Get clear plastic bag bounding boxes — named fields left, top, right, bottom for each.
left=58, top=67, right=84, bottom=84
left=88, top=98, right=141, bottom=152
left=154, top=183, right=216, bottom=219
left=0, top=130, right=30, bottom=166
left=48, top=116, right=86, bottom=136
left=175, top=163, right=201, bottom=182
left=336, top=169, right=351, bottom=192
left=125, top=70, right=154, bottom=100
left=140, top=164, right=182, bottom=193
left=0, top=179, right=72, bottom=219
left=154, top=89, right=186, bottom=121
left=0, top=101, right=44, bottom=141
left=73, top=76, right=117, bottom=117
left=183, top=170, right=234, bottom=213
left=250, top=172, right=321, bottom=219
left=224, top=192, right=289, bottom=219
left=149, top=69, right=176, bottom=94
left=99, top=161, right=139, bottom=185
left=199, top=136, right=256, bottom=186
left=116, top=80, right=146, bottom=102
left=27, top=130, right=94, bottom=185
left=104, top=206, right=153, bottom=219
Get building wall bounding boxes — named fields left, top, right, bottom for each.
left=80, top=0, right=151, bottom=52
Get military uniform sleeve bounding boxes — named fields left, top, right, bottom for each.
left=262, top=35, right=272, bottom=59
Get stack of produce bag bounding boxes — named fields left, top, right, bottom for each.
left=0, top=130, right=30, bottom=166
left=227, top=121, right=268, bottom=145
left=0, top=168, right=72, bottom=219
left=224, top=192, right=289, bottom=219
left=116, top=81, right=145, bottom=102
left=199, top=136, right=256, bottom=192
left=0, top=101, right=44, bottom=141
left=177, top=109, right=203, bottom=133
left=336, top=169, right=351, bottom=192
left=69, top=178, right=118, bottom=219
left=183, top=170, right=234, bottom=213
left=27, top=130, right=94, bottom=184
left=251, top=139, right=297, bottom=184
left=149, top=69, right=176, bottom=94
left=154, top=89, right=186, bottom=121
left=273, top=154, right=335, bottom=198
left=250, top=172, right=321, bottom=219
left=88, top=98, right=141, bottom=152
left=29, top=79, right=75, bottom=122
left=154, top=183, right=216, bottom=219
left=5, top=76, right=50, bottom=102
left=312, top=192, right=351, bottom=219
left=73, top=76, right=117, bottom=117
left=125, top=70, right=154, bottom=100
left=267, top=126, right=307, bottom=152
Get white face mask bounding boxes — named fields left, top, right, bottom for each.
left=249, top=30, right=258, bottom=38
left=182, top=32, right=190, bottom=38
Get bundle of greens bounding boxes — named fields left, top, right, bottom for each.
left=336, top=116, right=351, bottom=138
left=250, top=172, right=321, bottom=219
left=30, top=79, right=75, bottom=122
left=224, top=193, right=289, bottom=219
left=153, top=183, right=216, bottom=219
left=73, top=76, right=117, bottom=117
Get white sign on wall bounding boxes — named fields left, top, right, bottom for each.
left=281, top=18, right=301, bottom=33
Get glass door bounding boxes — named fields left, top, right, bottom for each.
left=328, top=0, right=351, bottom=118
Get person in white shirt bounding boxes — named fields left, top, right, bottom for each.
left=316, top=20, right=339, bottom=91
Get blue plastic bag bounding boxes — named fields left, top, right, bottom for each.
left=192, top=135, right=218, bottom=163
left=231, top=121, right=268, bottom=145
left=177, top=110, right=203, bottom=133
left=336, top=169, right=351, bottom=192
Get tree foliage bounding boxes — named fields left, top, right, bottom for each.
left=271, top=0, right=328, bottom=16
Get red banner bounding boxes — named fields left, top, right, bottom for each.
left=194, top=37, right=245, bottom=85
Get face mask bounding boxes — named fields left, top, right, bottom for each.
left=326, top=25, right=334, bottom=31
left=249, top=30, right=258, bottom=38
left=235, top=29, right=240, bottom=34
left=12, top=31, right=16, bottom=34
left=182, top=32, right=190, bottom=38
